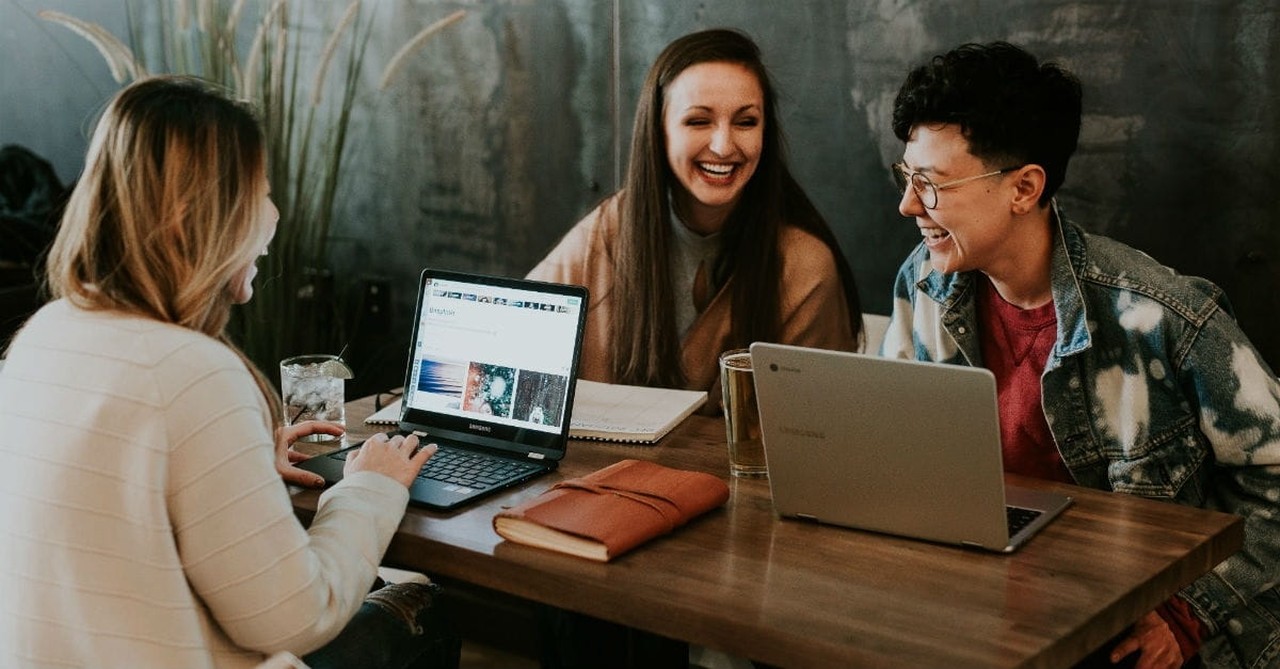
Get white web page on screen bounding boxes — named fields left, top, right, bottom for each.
left=405, top=278, right=581, bottom=433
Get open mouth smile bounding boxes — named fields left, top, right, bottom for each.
left=697, top=162, right=736, bottom=180
left=920, top=226, right=951, bottom=246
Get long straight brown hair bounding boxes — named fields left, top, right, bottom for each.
left=611, top=29, right=862, bottom=387
left=46, top=75, right=283, bottom=427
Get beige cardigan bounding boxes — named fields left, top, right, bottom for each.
left=528, top=195, right=856, bottom=402
left=0, top=301, right=407, bottom=669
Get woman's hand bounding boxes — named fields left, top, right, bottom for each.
left=345, top=432, right=437, bottom=489
left=274, top=420, right=345, bottom=488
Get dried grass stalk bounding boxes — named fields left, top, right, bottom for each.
left=195, top=0, right=212, bottom=34
left=39, top=10, right=142, bottom=83
left=173, top=0, right=190, bottom=32
left=242, top=0, right=286, bottom=99
left=310, top=0, right=361, bottom=107
left=219, top=0, right=249, bottom=93
left=269, top=2, right=287, bottom=102
left=377, top=9, right=466, bottom=91
left=224, top=0, right=247, bottom=39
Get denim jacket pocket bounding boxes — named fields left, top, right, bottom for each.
left=1199, top=586, right=1280, bottom=669
left=1104, top=416, right=1208, bottom=501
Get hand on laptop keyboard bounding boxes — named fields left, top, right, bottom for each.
left=345, top=432, right=438, bottom=489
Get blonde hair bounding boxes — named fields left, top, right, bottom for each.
left=47, top=75, right=282, bottom=425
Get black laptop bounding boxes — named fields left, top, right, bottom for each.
left=297, top=268, right=588, bottom=510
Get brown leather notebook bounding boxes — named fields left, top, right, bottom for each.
left=492, top=459, right=730, bottom=561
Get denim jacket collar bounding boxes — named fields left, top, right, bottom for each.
left=916, top=202, right=1092, bottom=367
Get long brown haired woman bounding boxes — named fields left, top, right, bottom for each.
left=529, top=28, right=863, bottom=396
left=531, top=29, right=860, bottom=668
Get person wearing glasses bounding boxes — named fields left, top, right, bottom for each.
left=882, top=42, right=1280, bottom=669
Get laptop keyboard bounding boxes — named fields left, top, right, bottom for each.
left=1006, top=506, right=1043, bottom=536
left=415, top=447, right=541, bottom=490
left=328, top=444, right=541, bottom=492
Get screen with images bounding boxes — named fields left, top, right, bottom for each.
left=405, top=276, right=582, bottom=435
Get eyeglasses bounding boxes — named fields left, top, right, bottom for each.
left=891, top=163, right=1021, bottom=209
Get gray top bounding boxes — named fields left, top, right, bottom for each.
left=669, top=212, right=721, bottom=337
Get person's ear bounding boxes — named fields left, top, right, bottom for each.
left=1009, top=165, right=1047, bottom=215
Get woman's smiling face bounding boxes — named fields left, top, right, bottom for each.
left=663, top=60, right=764, bottom=234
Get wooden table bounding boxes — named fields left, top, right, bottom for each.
left=291, top=394, right=1243, bottom=669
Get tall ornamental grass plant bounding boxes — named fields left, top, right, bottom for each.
left=41, top=0, right=465, bottom=377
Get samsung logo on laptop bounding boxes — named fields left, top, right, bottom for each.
left=779, top=426, right=825, bottom=439
left=469, top=423, right=492, bottom=433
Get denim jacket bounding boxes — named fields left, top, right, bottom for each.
left=882, top=207, right=1280, bottom=669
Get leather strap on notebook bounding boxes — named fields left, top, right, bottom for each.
left=548, top=479, right=681, bottom=532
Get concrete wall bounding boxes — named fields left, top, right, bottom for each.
left=4, top=0, right=1278, bottom=390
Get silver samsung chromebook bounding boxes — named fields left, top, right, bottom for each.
left=749, top=343, right=1072, bottom=553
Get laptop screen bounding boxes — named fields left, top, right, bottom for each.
left=399, top=269, right=587, bottom=456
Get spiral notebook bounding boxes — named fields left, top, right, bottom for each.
left=365, top=397, right=404, bottom=426
left=568, top=380, right=706, bottom=443
left=366, top=380, right=706, bottom=444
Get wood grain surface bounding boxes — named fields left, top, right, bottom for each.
left=291, top=393, right=1243, bottom=669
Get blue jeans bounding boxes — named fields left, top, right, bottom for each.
left=304, top=581, right=460, bottom=669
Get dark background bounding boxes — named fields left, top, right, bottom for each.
left=4, top=0, right=1277, bottom=396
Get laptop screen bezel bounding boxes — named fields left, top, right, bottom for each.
left=396, top=268, right=587, bottom=461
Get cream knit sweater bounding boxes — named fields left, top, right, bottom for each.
left=0, top=300, right=408, bottom=668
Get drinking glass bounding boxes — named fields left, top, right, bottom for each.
left=280, top=354, right=348, bottom=444
left=719, top=349, right=767, bottom=478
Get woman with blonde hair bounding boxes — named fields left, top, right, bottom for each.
left=0, top=76, right=457, bottom=669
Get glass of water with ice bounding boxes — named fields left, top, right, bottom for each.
left=280, top=354, right=352, bottom=444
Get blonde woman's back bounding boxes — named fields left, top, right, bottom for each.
left=0, top=300, right=393, bottom=667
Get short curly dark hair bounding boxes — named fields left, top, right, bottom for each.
left=892, top=42, right=1082, bottom=205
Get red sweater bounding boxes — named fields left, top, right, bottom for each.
left=977, top=277, right=1202, bottom=662
left=976, top=277, right=1068, bottom=483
